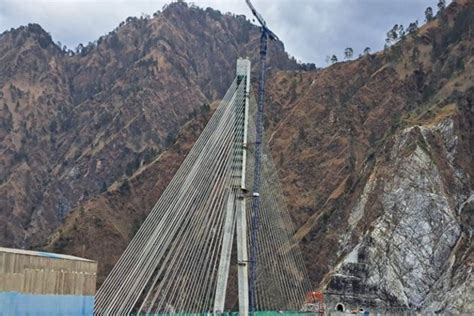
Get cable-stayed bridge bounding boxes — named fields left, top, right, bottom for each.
left=94, top=59, right=312, bottom=315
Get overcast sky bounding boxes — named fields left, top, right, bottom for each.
left=0, top=0, right=442, bottom=66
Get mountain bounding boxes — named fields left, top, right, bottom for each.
left=0, top=2, right=298, bottom=249
left=263, top=1, right=473, bottom=313
left=1, top=0, right=473, bottom=314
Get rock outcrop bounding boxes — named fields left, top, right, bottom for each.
left=324, top=116, right=472, bottom=314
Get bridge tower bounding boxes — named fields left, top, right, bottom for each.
left=213, top=59, right=251, bottom=315
left=94, top=58, right=310, bottom=315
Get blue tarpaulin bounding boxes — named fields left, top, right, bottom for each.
left=0, top=292, right=94, bottom=316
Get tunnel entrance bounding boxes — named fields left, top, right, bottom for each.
left=336, top=303, right=345, bottom=312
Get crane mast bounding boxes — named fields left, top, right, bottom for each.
left=245, top=0, right=278, bottom=313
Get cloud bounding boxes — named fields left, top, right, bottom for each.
left=259, top=0, right=439, bottom=65
left=0, top=0, right=166, bottom=47
left=0, top=0, right=441, bottom=66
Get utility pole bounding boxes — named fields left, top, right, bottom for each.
left=244, top=0, right=279, bottom=313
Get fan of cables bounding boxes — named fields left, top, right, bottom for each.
left=94, top=67, right=311, bottom=316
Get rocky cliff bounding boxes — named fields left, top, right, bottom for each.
left=323, top=117, right=473, bottom=314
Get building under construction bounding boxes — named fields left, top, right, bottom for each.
left=0, top=246, right=97, bottom=315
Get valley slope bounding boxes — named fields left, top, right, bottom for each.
left=0, top=2, right=297, bottom=249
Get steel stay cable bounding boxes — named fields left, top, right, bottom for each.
left=96, top=82, right=237, bottom=306
left=246, top=109, right=306, bottom=312
left=137, top=175, right=230, bottom=313
left=95, top=79, right=239, bottom=312
left=108, top=135, right=228, bottom=309
left=148, top=85, right=244, bottom=304
left=103, top=81, right=237, bottom=296
left=96, top=82, right=239, bottom=314
left=143, top=165, right=231, bottom=314
left=96, top=78, right=238, bottom=297
left=258, top=160, right=306, bottom=309
left=246, top=102, right=310, bottom=310
left=187, top=82, right=247, bottom=311
left=151, top=175, right=228, bottom=312
left=199, top=97, right=247, bottom=312
left=254, top=192, right=286, bottom=310
left=258, top=144, right=311, bottom=309
left=260, top=165, right=300, bottom=306
left=142, top=87, right=244, bottom=312
left=158, top=181, right=231, bottom=312
left=148, top=107, right=243, bottom=312
left=176, top=91, right=246, bottom=312
left=262, top=141, right=312, bottom=299
left=117, top=94, right=242, bottom=313
left=194, top=86, right=248, bottom=311
left=259, top=177, right=300, bottom=309
left=130, top=98, right=239, bottom=308
left=188, top=96, right=246, bottom=313
left=150, top=127, right=241, bottom=312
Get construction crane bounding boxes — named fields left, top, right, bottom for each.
left=244, top=0, right=279, bottom=313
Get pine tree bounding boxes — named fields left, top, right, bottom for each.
left=437, top=0, right=446, bottom=12
left=344, top=47, right=354, bottom=60
left=425, top=7, right=434, bottom=22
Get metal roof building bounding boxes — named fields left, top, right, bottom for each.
left=0, top=247, right=97, bottom=315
